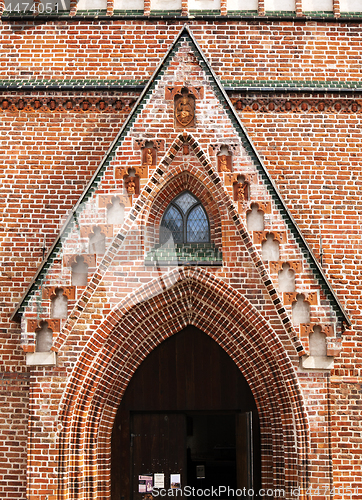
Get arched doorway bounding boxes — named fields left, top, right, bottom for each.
left=57, top=268, right=309, bottom=499
left=111, top=326, right=261, bottom=500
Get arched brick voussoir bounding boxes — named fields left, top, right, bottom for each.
left=57, top=269, right=309, bottom=499
left=59, top=267, right=303, bottom=422
left=59, top=269, right=309, bottom=459
left=95, top=311, right=278, bottom=483
left=82, top=327, right=288, bottom=497
left=101, top=308, right=290, bottom=419
left=143, top=170, right=225, bottom=249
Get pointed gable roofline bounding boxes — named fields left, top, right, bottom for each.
left=11, top=25, right=350, bottom=327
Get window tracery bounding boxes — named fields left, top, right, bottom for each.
left=160, top=191, right=210, bottom=245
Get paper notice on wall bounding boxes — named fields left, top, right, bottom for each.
left=139, top=475, right=153, bottom=492
left=170, top=474, right=181, bottom=489
left=154, top=473, right=165, bottom=488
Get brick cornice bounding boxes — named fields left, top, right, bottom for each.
left=1, top=78, right=362, bottom=94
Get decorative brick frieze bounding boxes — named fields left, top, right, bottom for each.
left=0, top=95, right=138, bottom=113
left=231, top=97, right=362, bottom=114
left=2, top=94, right=362, bottom=115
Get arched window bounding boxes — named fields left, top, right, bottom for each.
left=160, top=191, right=210, bottom=245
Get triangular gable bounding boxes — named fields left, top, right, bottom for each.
left=11, top=25, right=350, bottom=337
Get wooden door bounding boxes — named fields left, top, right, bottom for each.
left=112, top=327, right=260, bottom=500
left=236, top=412, right=253, bottom=494
left=131, top=413, right=186, bottom=500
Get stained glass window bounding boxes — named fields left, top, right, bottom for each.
left=159, top=205, right=183, bottom=244
left=160, top=191, right=210, bottom=245
left=174, top=192, right=196, bottom=214
left=187, top=205, right=209, bottom=242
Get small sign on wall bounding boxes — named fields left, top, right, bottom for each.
left=139, top=475, right=153, bottom=493
left=154, top=473, right=165, bottom=489
left=196, top=465, right=205, bottom=479
left=170, top=474, right=181, bottom=489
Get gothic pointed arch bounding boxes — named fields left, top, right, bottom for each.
left=57, top=268, right=309, bottom=500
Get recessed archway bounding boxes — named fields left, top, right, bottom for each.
left=57, top=268, right=309, bottom=500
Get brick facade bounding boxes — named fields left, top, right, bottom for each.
left=1, top=17, right=362, bottom=500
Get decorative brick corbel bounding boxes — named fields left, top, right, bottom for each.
left=300, top=323, right=334, bottom=338
left=80, top=224, right=113, bottom=239
left=209, top=143, right=239, bottom=157
left=134, top=139, right=164, bottom=151
left=165, top=85, right=204, bottom=100
left=27, top=318, right=60, bottom=333
left=333, top=0, right=341, bottom=18
left=63, top=254, right=96, bottom=268
left=269, top=260, right=302, bottom=274
left=284, top=291, right=318, bottom=306
left=98, top=194, right=131, bottom=209
left=253, top=230, right=287, bottom=245
left=246, top=200, right=271, bottom=214
left=42, top=286, right=76, bottom=300
left=224, top=172, right=257, bottom=187
left=115, top=164, right=148, bottom=180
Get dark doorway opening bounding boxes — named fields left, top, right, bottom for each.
left=112, top=326, right=261, bottom=500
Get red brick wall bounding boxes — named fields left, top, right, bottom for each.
left=1, top=19, right=362, bottom=499
left=0, top=108, right=123, bottom=499
left=1, top=21, right=362, bottom=82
